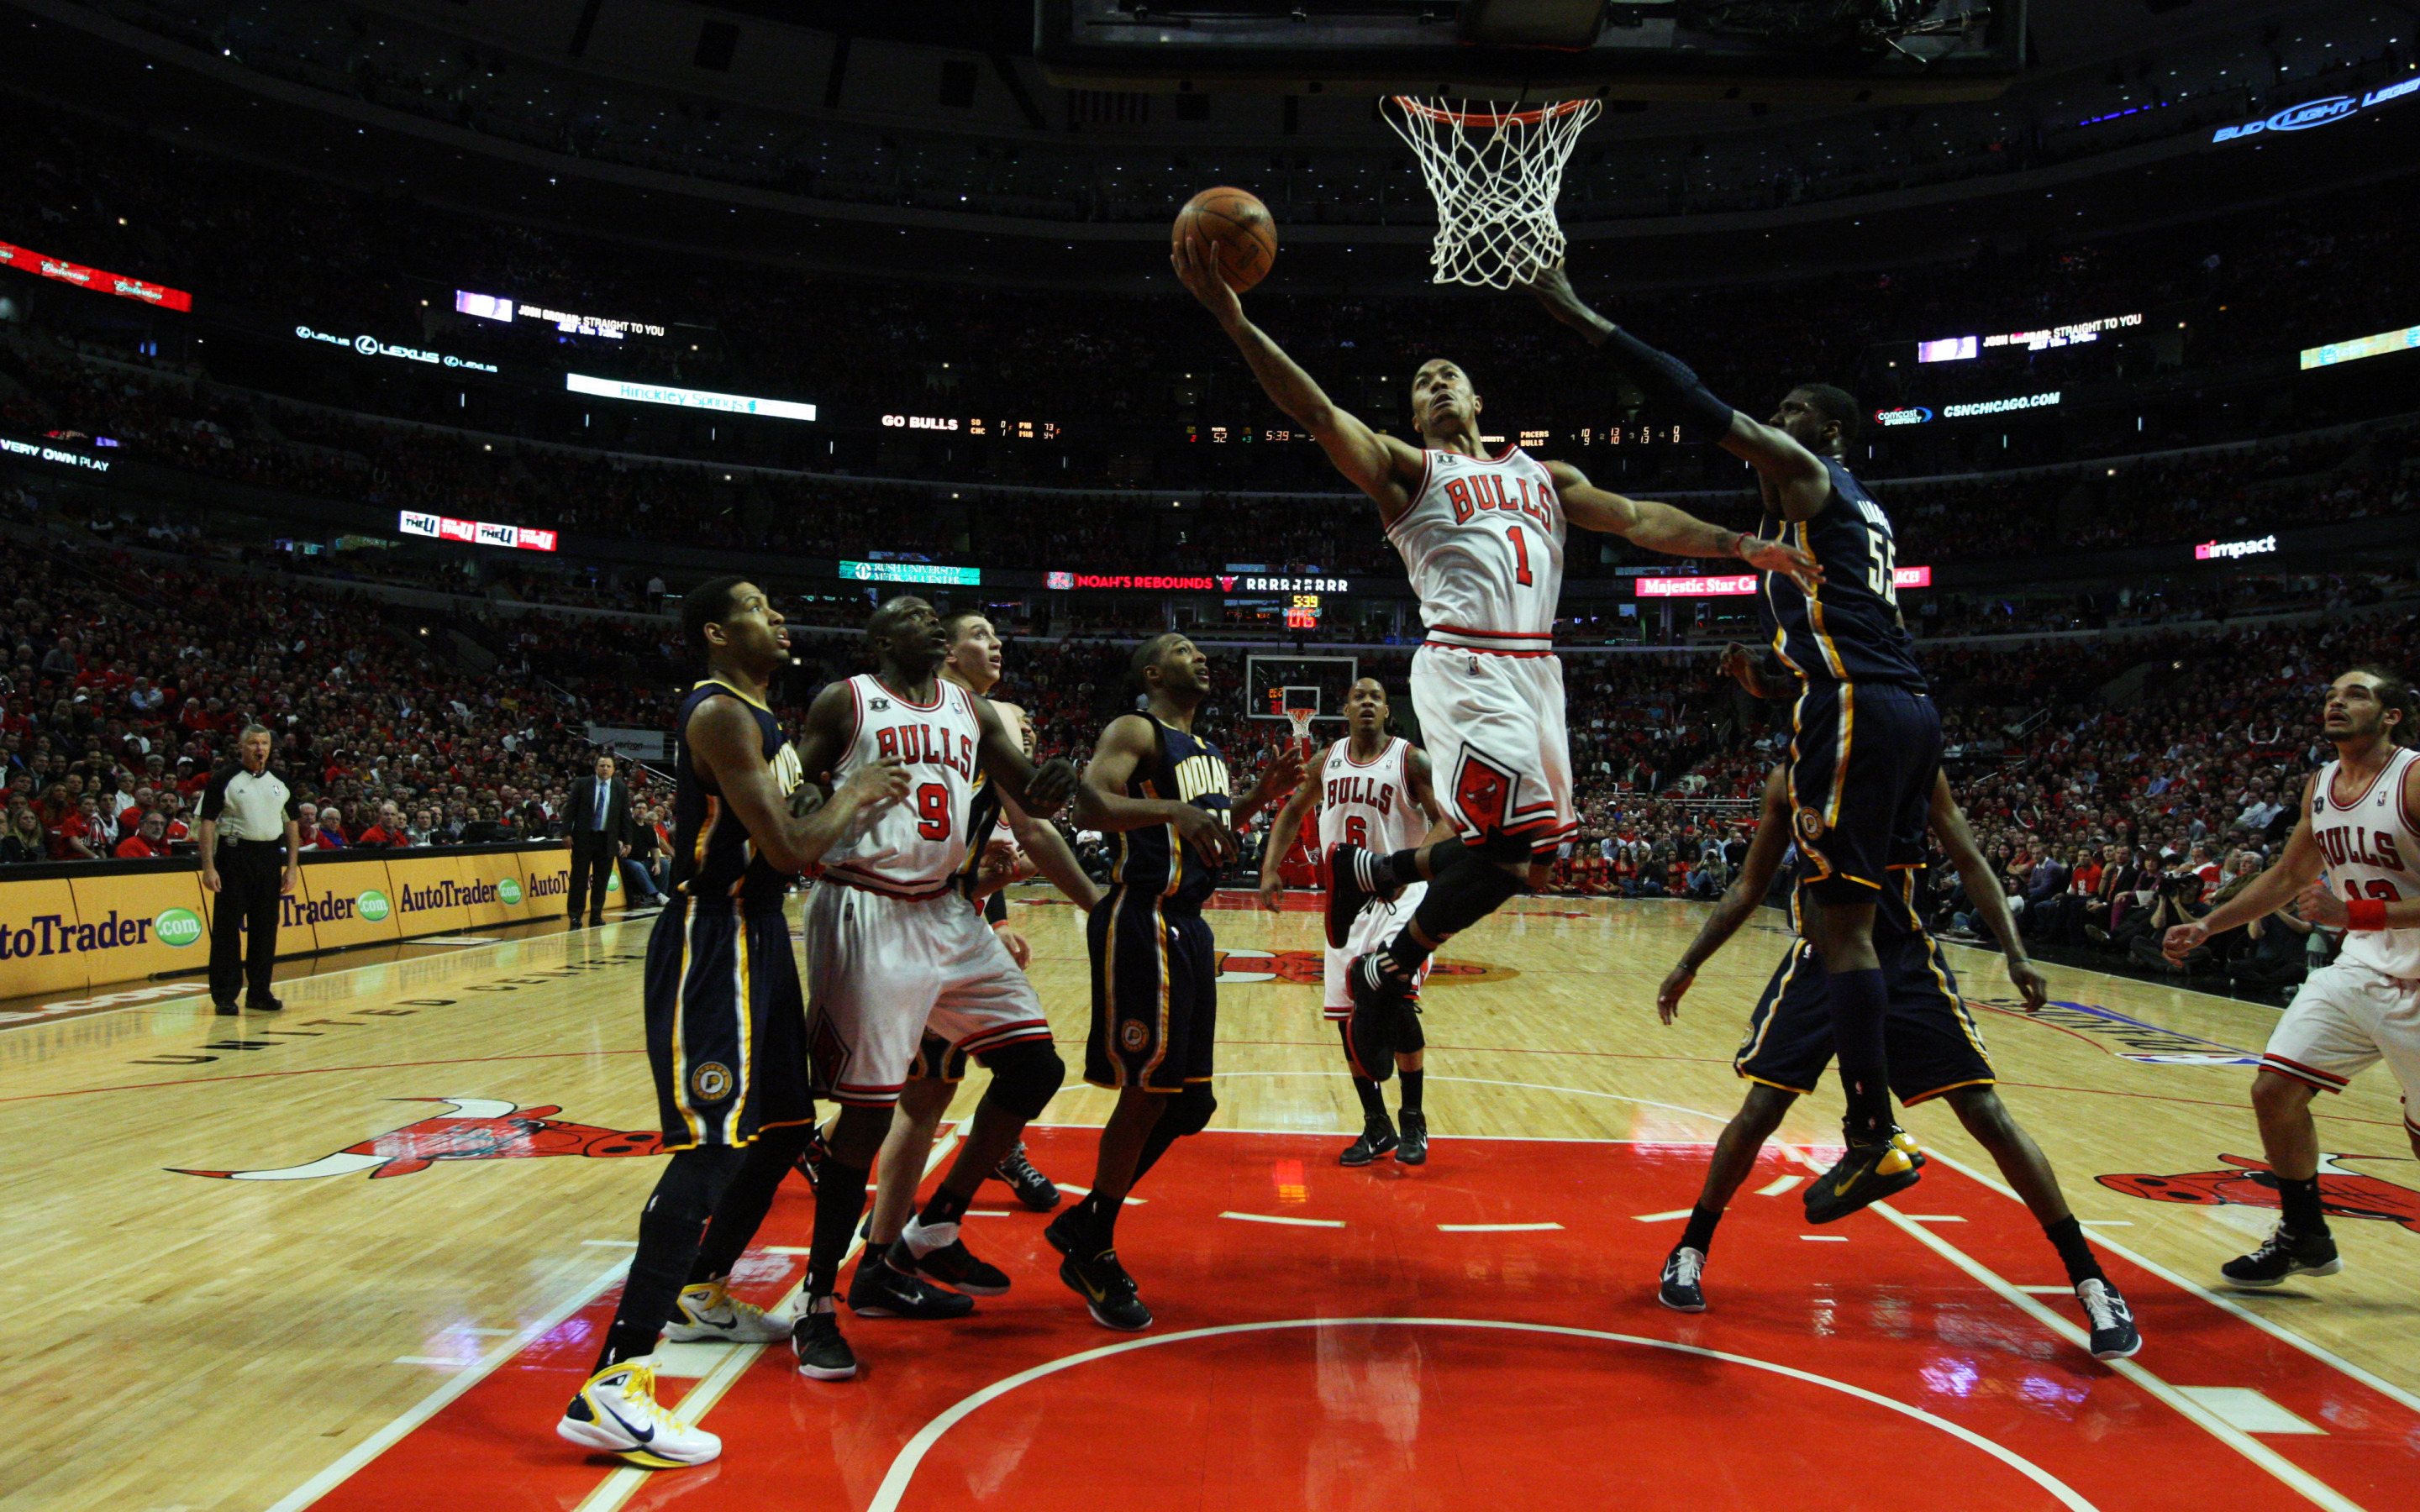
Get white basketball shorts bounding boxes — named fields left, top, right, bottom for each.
left=2260, top=960, right=2420, bottom=1134
left=1323, top=880, right=1431, bottom=1018
left=803, top=879, right=1053, bottom=1108
left=1410, top=644, right=1573, bottom=859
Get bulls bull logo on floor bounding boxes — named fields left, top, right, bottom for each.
left=171, top=1097, right=660, bottom=1180
left=1213, top=948, right=1518, bottom=985
left=2097, top=1152, right=2420, bottom=1235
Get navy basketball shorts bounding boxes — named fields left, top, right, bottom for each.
left=1085, top=886, right=1218, bottom=1095
left=643, top=896, right=816, bottom=1150
left=908, top=1032, right=971, bottom=1084
left=1786, top=681, right=1942, bottom=901
left=1733, top=931, right=1995, bottom=1105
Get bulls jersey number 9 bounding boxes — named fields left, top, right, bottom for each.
left=820, top=675, right=987, bottom=900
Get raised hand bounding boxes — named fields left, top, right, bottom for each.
left=1171, top=233, right=1244, bottom=328
left=1249, top=743, right=1307, bottom=807
left=1739, top=535, right=1823, bottom=596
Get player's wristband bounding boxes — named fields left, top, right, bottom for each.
left=1597, top=326, right=1737, bottom=440
left=2346, top=899, right=2388, bottom=932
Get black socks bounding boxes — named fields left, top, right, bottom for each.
left=2276, top=1173, right=2330, bottom=1236
left=805, top=1159, right=871, bottom=1298
left=1400, top=1068, right=1425, bottom=1116
left=2041, top=1215, right=2104, bottom=1285
left=919, top=1183, right=972, bottom=1230
left=1680, top=1204, right=1722, bottom=1255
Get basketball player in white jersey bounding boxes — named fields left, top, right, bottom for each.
left=1176, top=236, right=1819, bottom=1064
left=840, top=611, right=1101, bottom=1320
left=786, top=596, right=1089, bottom=1379
left=1260, top=679, right=1450, bottom=1165
left=2166, top=665, right=2420, bottom=1284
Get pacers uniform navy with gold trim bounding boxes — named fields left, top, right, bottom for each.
left=1757, top=458, right=1941, bottom=898
left=643, top=679, right=813, bottom=1149
left=1735, top=869, right=1993, bottom=1103
left=1086, top=717, right=1232, bottom=1093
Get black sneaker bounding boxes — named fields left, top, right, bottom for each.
left=889, top=1228, right=1010, bottom=1298
left=1344, top=955, right=1402, bottom=1084
left=1394, top=1110, right=1429, bottom=1166
left=2220, top=1223, right=2342, bottom=1288
left=1804, top=1127, right=1925, bottom=1224
left=1324, top=843, right=1386, bottom=949
left=846, top=1252, right=974, bottom=1320
left=1659, top=1244, right=1707, bottom=1313
left=1339, top=1117, right=1398, bottom=1167
left=245, top=995, right=284, bottom=1013
left=1057, top=1244, right=1152, bottom=1331
left=2075, top=1277, right=2141, bottom=1359
left=792, top=1124, right=827, bottom=1189
left=992, top=1142, right=1062, bottom=1211
left=790, top=1302, right=858, bottom=1380
left=1042, top=1206, right=1091, bottom=1259
left=212, top=1000, right=240, bottom=1016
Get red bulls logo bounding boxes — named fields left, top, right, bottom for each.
left=172, top=1098, right=662, bottom=1181
left=1213, top=949, right=1518, bottom=986
left=2097, top=1153, right=2420, bottom=1235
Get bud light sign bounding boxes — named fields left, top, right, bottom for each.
left=2212, top=76, right=2420, bottom=144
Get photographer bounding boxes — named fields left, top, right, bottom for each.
left=2124, top=870, right=2211, bottom=974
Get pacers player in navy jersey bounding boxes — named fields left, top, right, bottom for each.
left=556, top=578, right=908, bottom=1470
left=1174, top=237, right=1818, bottom=1119
left=1044, top=633, right=1303, bottom=1329
left=1529, top=264, right=1943, bottom=1221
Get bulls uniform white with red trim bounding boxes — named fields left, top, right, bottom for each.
left=2261, top=746, right=2420, bottom=1137
left=804, top=675, right=1050, bottom=1108
left=1317, top=736, right=1433, bottom=1016
left=1388, top=445, right=1574, bottom=858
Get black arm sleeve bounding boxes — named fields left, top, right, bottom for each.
left=984, top=890, right=1008, bottom=926
left=1598, top=326, right=1739, bottom=441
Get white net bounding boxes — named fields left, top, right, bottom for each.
left=1284, top=706, right=1319, bottom=755
left=1386, top=96, right=1602, bottom=290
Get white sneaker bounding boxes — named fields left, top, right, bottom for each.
left=663, top=1280, right=791, bottom=1343
left=555, top=1357, right=720, bottom=1467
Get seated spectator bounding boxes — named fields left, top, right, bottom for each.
left=3, top=808, right=45, bottom=864
left=354, top=803, right=409, bottom=848
left=115, top=811, right=171, bottom=859
left=50, top=795, right=104, bottom=860
left=2225, top=897, right=2312, bottom=994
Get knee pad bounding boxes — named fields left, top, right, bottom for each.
left=1389, top=999, right=1426, bottom=1053
left=975, top=1039, right=1065, bottom=1123
left=1161, top=1083, right=1218, bottom=1138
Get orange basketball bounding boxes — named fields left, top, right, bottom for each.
left=1173, top=186, right=1276, bottom=293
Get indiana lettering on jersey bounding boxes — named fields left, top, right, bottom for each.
left=1326, top=774, right=1398, bottom=816
left=1172, top=751, right=1231, bottom=806
left=874, top=722, right=977, bottom=780
left=2317, top=823, right=2407, bottom=874
left=1441, top=468, right=1555, bottom=530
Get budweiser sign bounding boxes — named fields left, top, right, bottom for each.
left=0, top=241, right=192, bottom=312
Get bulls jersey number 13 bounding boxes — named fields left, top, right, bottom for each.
left=2313, top=744, right=2420, bottom=978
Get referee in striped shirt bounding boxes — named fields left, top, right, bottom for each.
left=197, top=724, right=302, bottom=1015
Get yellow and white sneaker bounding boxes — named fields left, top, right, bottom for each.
left=555, top=1358, right=720, bottom=1467
left=664, top=1280, right=790, bottom=1343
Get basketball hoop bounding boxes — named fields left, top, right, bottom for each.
left=1285, top=706, right=1319, bottom=757
left=1386, top=96, right=1601, bottom=290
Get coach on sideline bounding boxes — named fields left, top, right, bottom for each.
left=197, top=723, right=302, bottom=1016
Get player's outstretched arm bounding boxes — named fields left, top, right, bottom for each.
left=1074, top=713, right=1239, bottom=864
left=1232, top=743, right=1305, bottom=828
left=1524, top=265, right=1833, bottom=520
left=1657, top=767, right=1794, bottom=1023
left=693, top=692, right=907, bottom=873
left=2168, top=775, right=2327, bottom=957
left=1258, top=774, right=1320, bottom=912
left=1172, top=234, right=1424, bottom=521
left=1926, top=773, right=2048, bottom=1010
left=970, top=694, right=1080, bottom=817
left=1545, top=461, right=1822, bottom=594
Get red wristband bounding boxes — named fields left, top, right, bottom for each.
left=2347, top=899, right=2388, bottom=932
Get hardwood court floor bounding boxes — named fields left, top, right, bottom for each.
left=4, top=890, right=2417, bottom=1512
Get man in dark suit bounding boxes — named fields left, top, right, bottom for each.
left=566, top=753, right=632, bottom=927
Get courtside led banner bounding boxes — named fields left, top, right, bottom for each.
left=1637, top=566, right=1930, bottom=598
left=839, top=560, right=979, bottom=586
left=2194, top=536, right=2277, bottom=561
left=0, top=240, right=192, bottom=311
left=566, top=373, right=816, bottom=423
left=455, top=291, right=668, bottom=339
left=397, top=510, right=558, bottom=553
left=2300, top=324, right=2420, bottom=370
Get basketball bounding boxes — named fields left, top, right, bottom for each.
left=1173, top=186, right=1276, bottom=293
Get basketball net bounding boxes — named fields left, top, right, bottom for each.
left=1285, top=706, right=1319, bottom=758
left=1386, top=96, right=1601, bottom=290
